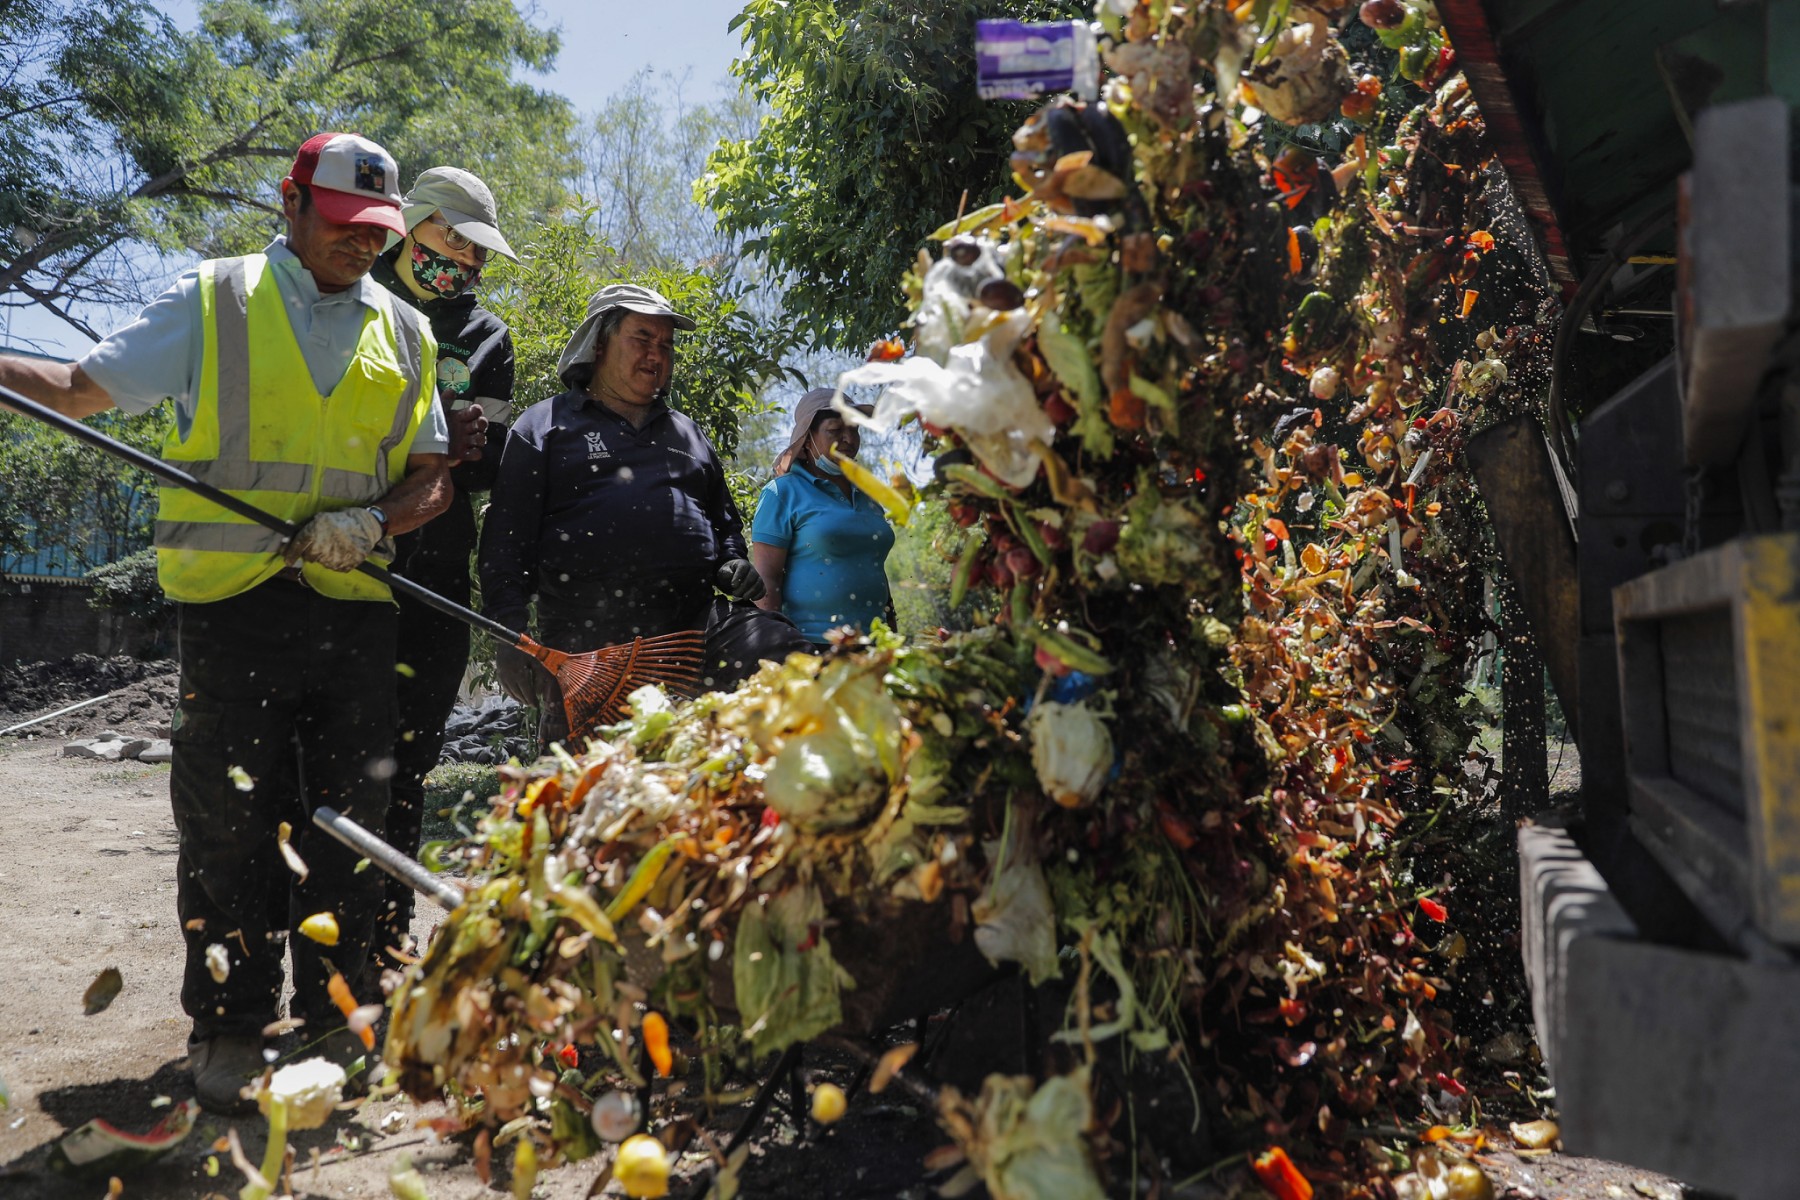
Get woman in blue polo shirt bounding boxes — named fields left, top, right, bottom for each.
left=751, top=388, right=896, bottom=648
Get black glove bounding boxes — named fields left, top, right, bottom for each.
left=715, top=557, right=766, bottom=603
left=495, top=644, right=541, bottom=706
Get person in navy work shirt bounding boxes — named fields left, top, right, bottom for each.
left=478, top=284, right=810, bottom=748
left=750, top=388, right=896, bottom=647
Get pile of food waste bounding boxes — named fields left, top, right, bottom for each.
left=383, top=2, right=1561, bottom=1195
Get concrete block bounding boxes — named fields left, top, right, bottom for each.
left=1681, top=97, right=1791, bottom=465
left=63, top=738, right=126, bottom=761
left=1519, top=820, right=1800, bottom=1200
left=1517, top=821, right=1636, bottom=1073
left=1560, top=936, right=1800, bottom=1200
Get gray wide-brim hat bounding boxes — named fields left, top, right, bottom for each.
left=391, top=166, right=518, bottom=261
left=777, top=387, right=874, bottom=473
left=556, top=284, right=697, bottom=387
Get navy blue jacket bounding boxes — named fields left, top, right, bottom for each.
left=478, top=389, right=746, bottom=630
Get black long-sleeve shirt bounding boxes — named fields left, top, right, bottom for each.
left=373, top=251, right=515, bottom=600
left=478, top=389, right=747, bottom=630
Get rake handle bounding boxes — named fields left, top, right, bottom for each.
left=0, top=384, right=524, bottom=647
left=313, top=805, right=465, bottom=912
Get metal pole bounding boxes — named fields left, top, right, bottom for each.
left=312, top=805, right=465, bottom=913
left=0, top=690, right=121, bottom=736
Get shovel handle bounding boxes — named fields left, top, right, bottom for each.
left=0, top=384, right=525, bottom=646
left=313, top=806, right=465, bottom=913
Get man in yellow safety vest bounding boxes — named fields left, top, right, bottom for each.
left=0, top=132, right=450, bottom=1114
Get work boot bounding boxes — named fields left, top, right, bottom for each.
left=189, top=1034, right=267, bottom=1116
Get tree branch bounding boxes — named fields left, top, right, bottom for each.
left=13, top=281, right=102, bottom=341
left=169, top=184, right=281, bottom=214
left=0, top=92, right=87, bottom=121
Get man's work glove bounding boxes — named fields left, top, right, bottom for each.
left=715, top=557, right=766, bottom=603
left=495, top=644, right=542, bottom=706
left=447, top=403, right=489, bottom=466
left=284, top=508, right=385, bottom=572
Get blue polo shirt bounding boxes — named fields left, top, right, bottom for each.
left=751, top=464, right=894, bottom=642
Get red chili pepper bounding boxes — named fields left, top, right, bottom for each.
left=557, top=1043, right=580, bottom=1069
left=1419, top=897, right=1448, bottom=922
left=1252, top=1146, right=1314, bottom=1200
left=1435, top=1071, right=1468, bottom=1097
left=760, top=807, right=782, bottom=829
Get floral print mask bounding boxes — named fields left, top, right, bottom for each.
left=408, top=240, right=480, bottom=298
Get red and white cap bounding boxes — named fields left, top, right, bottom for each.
left=287, top=133, right=406, bottom=235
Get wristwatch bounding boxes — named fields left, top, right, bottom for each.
left=365, top=505, right=390, bottom=533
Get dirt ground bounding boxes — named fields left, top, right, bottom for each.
left=0, top=655, right=180, bottom=740
left=0, top=737, right=1700, bottom=1199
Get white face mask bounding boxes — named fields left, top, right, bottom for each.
left=812, top=455, right=844, bottom=476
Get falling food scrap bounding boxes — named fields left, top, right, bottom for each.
left=205, top=944, right=231, bottom=984
left=276, top=820, right=309, bottom=882
left=46, top=1100, right=199, bottom=1174
left=298, top=912, right=340, bottom=946
left=810, top=1082, right=847, bottom=1124
left=871, top=1042, right=917, bottom=1095
left=227, top=765, right=254, bottom=792
left=83, top=966, right=123, bottom=1015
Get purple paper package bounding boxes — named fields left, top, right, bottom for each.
left=975, top=19, right=1098, bottom=101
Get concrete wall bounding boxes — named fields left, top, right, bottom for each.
left=0, top=578, right=171, bottom=664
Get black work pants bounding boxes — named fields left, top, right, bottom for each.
left=378, top=592, right=470, bottom=961
left=170, top=579, right=396, bottom=1040
left=534, top=592, right=811, bottom=750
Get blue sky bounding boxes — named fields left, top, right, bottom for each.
left=533, top=0, right=748, bottom=112
left=4, top=0, right=750, bottom=355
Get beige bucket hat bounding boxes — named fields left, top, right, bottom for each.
left=556, top=284, right=696, bottom=387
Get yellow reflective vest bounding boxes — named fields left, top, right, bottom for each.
left=154, top=254, right=435, bottom=604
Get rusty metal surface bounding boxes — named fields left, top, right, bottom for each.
left=1467, top=412, right=1581, bottom=737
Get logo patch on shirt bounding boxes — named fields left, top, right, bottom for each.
left=584, top=431, right=611, bottom=460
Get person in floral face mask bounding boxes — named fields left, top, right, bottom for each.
left=370, top=165, right=520, bottom=967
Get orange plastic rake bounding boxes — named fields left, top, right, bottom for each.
left=524, top=627, right=708, bottom=740
left=0, top=386, right=707, bottom=743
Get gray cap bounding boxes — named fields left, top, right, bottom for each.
left=398, top=166, right=518, bottom=261
left=556, top=283, right=697, bottom=387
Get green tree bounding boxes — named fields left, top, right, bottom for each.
left=0, top=405, right=169, bottom=573
left=0, top=0, right=574, bottom=342
left=581, top=69, right=761, bottom=276
left=700, top=0, right=1087, bottom=351
left=479, top=211, right=802, bottom=459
